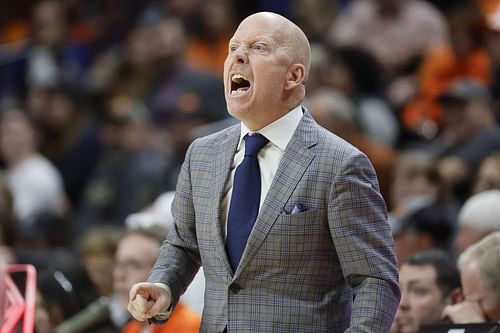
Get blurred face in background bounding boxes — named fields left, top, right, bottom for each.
left=82, top=252, right=115, bottom=296
left=390, top=157, right=439, bottom=209
left=461, top=257, right=500, bottom=321
left=126, top=28, right=154, bottom=69
left=473, top=156, right=500, bottom=194
left=32, top=0, right=66, bottom=46
left=394, top=264, right=450, bottom=333
left=113, top=233, right=158, bottom=307
left=201, top=0, right=234, bottom=36
left=0, top=111, right=36, bottom=163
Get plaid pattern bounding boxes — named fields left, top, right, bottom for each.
left=149, top=111, right=400, bottom=332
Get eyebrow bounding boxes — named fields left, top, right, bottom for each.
left=229, top=35, right=275, bottom=45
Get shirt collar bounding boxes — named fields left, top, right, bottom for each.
left=238, top=105, right=303, bottom=151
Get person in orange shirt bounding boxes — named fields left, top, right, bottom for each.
left=121, top=303, right=200, bottom=333
left=114, top=226, right=201, bottom=333
left=185, top=0, right=236, bottom=78
left=401, top=1, right=491, bottom=138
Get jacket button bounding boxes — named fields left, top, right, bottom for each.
left=229, top=283, right=241, bottom=294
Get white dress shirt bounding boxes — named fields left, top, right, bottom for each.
left=221, top=105, right=303, bottom=239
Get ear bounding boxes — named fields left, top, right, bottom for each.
left=285, top=63, right=306, bottom=90
left=446, top=287, right=464, bottom=305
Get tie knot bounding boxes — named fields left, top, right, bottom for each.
left=243, top=133, right=269, bottom=157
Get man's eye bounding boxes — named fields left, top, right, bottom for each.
left=410, top=288, right=428, bottom=296
left=253, top=44, right=265, bottom=51
left=229, top=45, right=238, bottom=52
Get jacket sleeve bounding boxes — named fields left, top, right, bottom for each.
left=148, top=139, right=202, bottom=309
left=328, top=152, right=400, bottom=333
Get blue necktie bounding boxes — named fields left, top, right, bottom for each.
left=227, top=133, right=269, bottom=270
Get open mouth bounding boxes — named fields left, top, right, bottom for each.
left=230, top=74, right=251, bottom=95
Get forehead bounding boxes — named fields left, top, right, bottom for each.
left=400, top=264, right=438, bottom=284
left=461, top=259, right=482, bottom=293
left=116, top=233, right=158, bottom=259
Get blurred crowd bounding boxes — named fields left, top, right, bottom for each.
left=1, top=0, right=500, bottom=332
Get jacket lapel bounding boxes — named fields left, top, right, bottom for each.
left=234, top=112, right=318, bottom=277
left=212, top=125, right=240, bottom=274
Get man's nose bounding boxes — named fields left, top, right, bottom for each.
left=399, top=291, right=410, bottom=310
left=233, top=48, right=248, bottom=64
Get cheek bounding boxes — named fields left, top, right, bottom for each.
left=480, top=293, right=500, bottom=319
left=411, top=294, right=443, bottom=319
left=254, top=65, right=286, bottom=92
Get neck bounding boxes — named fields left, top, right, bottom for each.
left=242, top=104, right=300, bottom=131
left=6, top=150, right=35, bottom=168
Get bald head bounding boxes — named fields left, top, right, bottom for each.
left=240, top=12, right=311, bottom=80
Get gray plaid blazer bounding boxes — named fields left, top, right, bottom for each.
left=148, top=110, right=400, bottom=332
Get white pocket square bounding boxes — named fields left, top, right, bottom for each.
left=291, top=203, right=305, bottom=214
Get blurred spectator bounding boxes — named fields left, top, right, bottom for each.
left=324, top=46, right=399, bottom=146
left=388, top=150, right=449, bottom=231
left=145, top=18, right=228, bottom=157
left=433, top=80, right=500, bottom=201
left=329, top=0, right=447, bottom=76
left=442, top=231, right=500, bottom=323
left=15, top=211, right=72, bottom=250
left=28, top=83, right=102, bottom=208
left=107, top=17, right=227, bottom=168
left=391, top=249, right=462, bottom=333
left=101, top=21, right=157, bottom=101
left=185, top=0, right=237, bottom=77
left=472, top=151, right=500, bottom=194
left=77, top=226, right=124, bottom=297
left=161, top=0, right=204, bottom=37
left=290, top=0, right=337, bottom=42
left=401, top=1, right=491, bottom=140
left=72, top=96, right=173, bottom=234
left=434, top=80, right=500, bottom=164
left=12, top=211, right=78, bottom=275
left=482, top=3, right=500, bottom=120
left=0, top=108, right=66, bottom=224
left=307, top=88, right=395, bottom=203
left=454, top=189, right=500, bottom=254
left=112, top=226, right=201, bottom=332
left=36, top=263, right=115, bottom=333
left=393, top=203, right=455, bottom=266
left=1, top=0, right=90, bottom=104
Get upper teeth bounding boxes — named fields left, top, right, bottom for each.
left=232, top=74, right=246, bottom=81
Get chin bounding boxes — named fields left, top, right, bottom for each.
left=227, top=104, right=250, bottom=120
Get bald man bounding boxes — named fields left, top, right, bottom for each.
left=128, top=12, right=400, bottom=332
